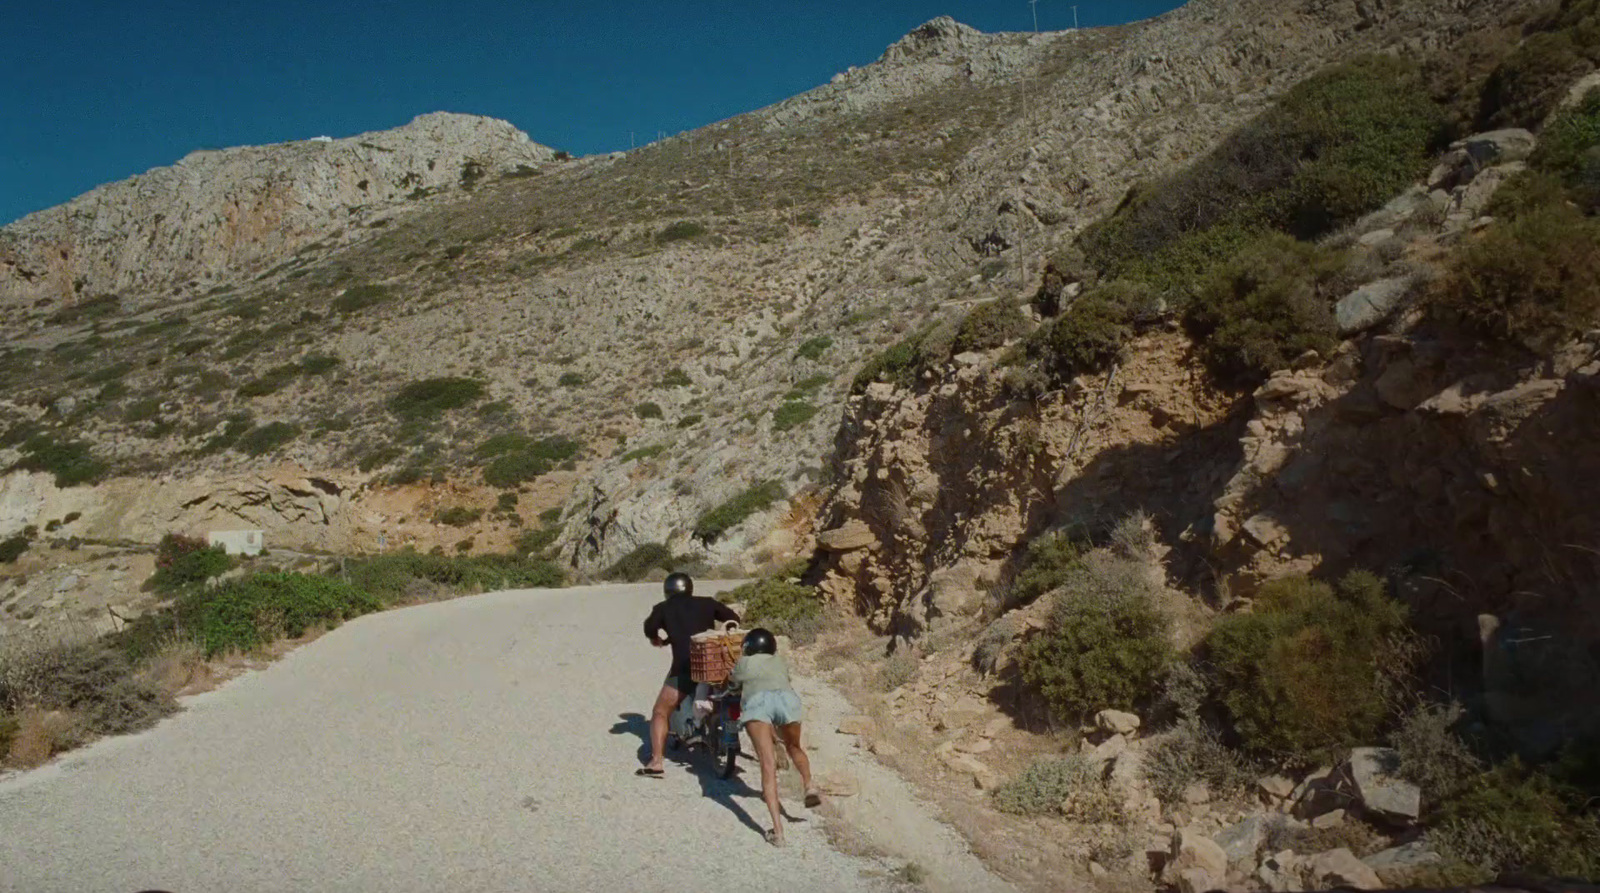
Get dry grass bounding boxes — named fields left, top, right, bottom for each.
left=6, top=708, right=88, bottom=768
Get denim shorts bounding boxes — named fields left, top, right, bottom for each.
left=740, top=689, right=802, bottom=727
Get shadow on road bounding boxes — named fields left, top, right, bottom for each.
left=609, top=712, right=775, bottom=838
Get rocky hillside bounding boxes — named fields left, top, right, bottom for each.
left=0, top=0, right=1522, bottom=601
left=0, top=112, right=557, bottom=307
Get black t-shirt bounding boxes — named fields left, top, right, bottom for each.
left=644, top=595, right=740, bottom=678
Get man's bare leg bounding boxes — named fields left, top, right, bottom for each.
left=646, top=684, right=685, bottom=771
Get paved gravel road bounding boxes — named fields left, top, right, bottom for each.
left=0, top=583, right=906, bottom=893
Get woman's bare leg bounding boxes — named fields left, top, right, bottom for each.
left=645, top=684, right=684, bottom=772
left=746, top=720, right=785, bottom=844
left=778, top=722, right=818, bottom=805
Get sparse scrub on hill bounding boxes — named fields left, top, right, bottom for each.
left=952, top=300, right=1031, bottom=354
left=237, top=363, right=301, bottom=398
left=1434, top=200, right=1600, bottom=351
left=604, top=543, right=683, bottom=582
left=1018, top=550, right=1173, bottom=722
left=479, top=434, right=580, bottom=487
left=676, top=414, right=702, bottom=429
left=850, top=321, right=956, bottom=393
left=433, top=506, right=483, bottom=527
left=333, top=284, right=393, bottom=314
left=1429, top=758, right=1600, bottom=882
left=993, top=755, right=1123, bottom=822
left=1023, top=291, right=1133, bottom=383
left=621, top=444, right=667, bottom=463
left=634, top=401, right=663, bottom=420
left=47, top=294, right=120, bottom=326
left=0, top=635, right=176, bottom=756
left=1185, top=233, right=1343, bottom=383
left=0, top=531, right=32, bottom=564
left=9, top=435, right=108, bottom=487
left=694, top=481, right=784, bottom=543
left=996, top=529, right=1084, bottom=613
left=719, top=577, right=824, bottom=644
left=794, top=336, right=833, bottom=361
left=1476, top=1, right=1600, bottom=131
left=658, top=368, right=691, bottom=388
left=771, top=400, right=818, bottom=432
left=1143, top=718, right=1255, bottom=805
left=237, top=422, right=299, bottom=457
left=656, top=221, right=708, bottom=243
left=388, top=377, right=486, bottom=420
left=148, top=534, right=232, bottom=594
left=1081, top=55, right=1445, bottom=295
left=1205, top=570, right=1413, bottom=764
left=557, top=371, right=585, bottom=387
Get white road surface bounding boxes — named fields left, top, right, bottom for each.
left=0, top=583, right=920, bottom=893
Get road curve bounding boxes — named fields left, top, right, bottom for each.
left=0, top=583, right=903, bottom=893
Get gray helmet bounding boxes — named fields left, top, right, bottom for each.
left=663, top=572, right=693, bottom=598
left=742, top=627, right=777, bottom=656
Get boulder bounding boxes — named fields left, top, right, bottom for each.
left=1346, top=747, right=1421, bottom=823
left=1460, top=129, right=1537, bottom=167
left=1258, top=850, right=1304, bottom=893
left=836, top=716, right=873, bottom=736
left=817, top=519, right=878, bottom=552
left=1307, top=848, right=1382, bottom=890
left=1258, top=775, right=1296, bottom=802
left=1167, top=829, right=1228, bottom=893
left=1335, top=278, right=1413, bottom=335
left=1213, top=815, right=1267, bottom=866
left=1095, top=709, right=1141, bottom=736
left=1242, top=513, right=1290, bottom=549
left=1085, top=732, right=1127, bottom=768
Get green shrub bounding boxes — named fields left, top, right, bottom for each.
left=388, top=377, right=485, bottom=420
left=1206, top=571, right=1410, bottom=763
left=10, top=435, right=108, bottom=487
left=850, top=325, right=944, bottom=393
left=1185, top=233, right=1342, bottom=383
left=333, top=284, right=392, bottom=313
left=1434, top=198, right=1600, bottom=351
left=771, top=400, right=818, bottom=432
left=48, top=294, right=120, bottom=326
left=299, top=354, right=341, bottom=376
left=189, top=573, right=383, bottom=655
left=676, top=414, right=702, bottom=429
left=877, top=650, right=918, bottom=692
left=604, top=543, right=676, bottom=581
left=1018, top=551, right=1173, bottom=722
left=515, top=526, right=560, bottom=557
left=795, top=336, right=833, bottom=361
left=992, top=755, right=1122, bottom=822
left=1025, top=292, right=1132, bottom=382
left=1001, top=530, right=1084, bottom=611
left=721, top=577, right=824, bottom=643
left=694, top=481, right=785, bottom=543
left=1430, top=760, right=1600, bottom=881
left=952, top=300, right=1031, bottom=354
left=237, top=422, right=299, bottom=457
left=539, top=507, right=562, bottom=525
left=1081, top=55, right=1443, bottom=275
left=621, top=444, right=667, bottom=463
left=238, top=363, right=301, bottom=398
left=357, top=445, right=404, bottom=472
left=198, top=414, right=253, bottom=456
left=656, top=221, right=708, bottom=243
left=659, top=368, right=692, bottom=387
left=0, top=532, right=31, bottom=564
left=340, top=551, right=563, bottom=604
left=784, top=375, right=830, bottom=400
left=1477, top=27, right=1597, bottom=131
left=479, top=434, right=581, bottom=487
left=149, top=533, right=232, bottom=593
left=1143, top=719, right=1255, bottom=804
left=634, top=402, right=663, bottom=420
left=1390, top=702, right=1484, bottom=804
left=123, top=398, right=163, bottom=424
left=434, top=507, right=483, bottom=527
left=557, top=372, right=585, bottom=387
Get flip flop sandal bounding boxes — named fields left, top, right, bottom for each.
left=764, top=829, right=786, bottom=847
left=635, top=767, right=665, bottom=779
left=804, top=790, right=822, bottom=808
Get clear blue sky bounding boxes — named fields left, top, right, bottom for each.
left=1, top=1, right=1185, bottom=225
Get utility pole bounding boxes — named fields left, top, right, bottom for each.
left=1072, top=5, right=1079, bottom=29
left=1030, top=0, right=1038, bottom=32
left=630, top=131, right=635, bottom=149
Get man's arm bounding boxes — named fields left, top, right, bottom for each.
left=643, top=603, right=667, bottom=645
left=713, top=601, right=740, bottom=625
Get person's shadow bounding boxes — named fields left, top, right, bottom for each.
left=609, top=712, right=803, bottom=837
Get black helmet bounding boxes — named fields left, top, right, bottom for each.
left=663, top=572, right=694, bottom=598
left=742, top=627, right=777, bottom=656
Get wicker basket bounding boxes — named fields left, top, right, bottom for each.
left=690, top=621, right=744, bottom=685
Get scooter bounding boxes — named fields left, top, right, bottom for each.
left=667, top=680, right=743, bottom=779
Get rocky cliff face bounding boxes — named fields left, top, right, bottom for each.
left=0, top=0, right=1541, bottom=592
left=0, top=113, right=556, bottom=310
